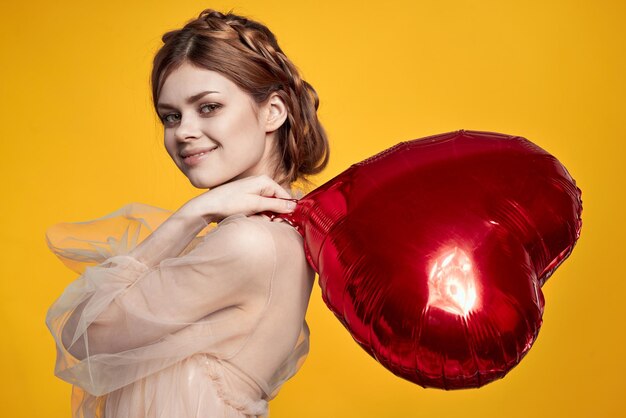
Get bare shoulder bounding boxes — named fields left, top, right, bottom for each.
left=199, top=214, right=277, bottom=265
left=212, top=213, right=313, bottom=295
left=206, top=213, right=307, bottom=265
left=247, top=215, right=312, bottom=278
left=250, top=214, right=305, bottom=247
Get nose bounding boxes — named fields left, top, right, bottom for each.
left=174, top=113, right=202, bottom=142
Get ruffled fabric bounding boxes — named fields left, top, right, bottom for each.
left=45, top=201, right=314, bottom=418
left=204, top=356, right=269, bottom=417
left=45, top=203, right=208, bottom=274
left=100, top=354, right=268, bottom=418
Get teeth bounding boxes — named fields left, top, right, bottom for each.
left=184, top=148, right=215, bottom=158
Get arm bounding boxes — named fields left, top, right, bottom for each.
left=56, top=206, right=208, bottom=359
left=126, top=205, right=211, bottom=268
left=50, top=214, right=275, bottom=360
left=45, top=175, right=294, bottom=395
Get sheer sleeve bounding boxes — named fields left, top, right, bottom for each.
left=45, top=206, right=277, bottom=397
left=45, top=202, right=215, bottom=274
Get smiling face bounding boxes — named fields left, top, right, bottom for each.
left=157, top=61, right=286, bottom=189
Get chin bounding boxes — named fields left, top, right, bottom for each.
left=188, top=177, right=216, bottom=189
left=185, top=171, right=233, bottom=189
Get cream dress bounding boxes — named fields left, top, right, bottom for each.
left=45, top=200, right=315, bottom=418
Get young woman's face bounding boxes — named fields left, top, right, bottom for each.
left=157, top=62, right=281, bottom=188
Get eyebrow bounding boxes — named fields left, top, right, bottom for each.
left=157, top=90, right=220, bottom=110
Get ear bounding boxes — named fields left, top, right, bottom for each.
left=263, top=92, right=288, bottom=133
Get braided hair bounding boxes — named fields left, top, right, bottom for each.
left=151, top=9, right=330, bottom=190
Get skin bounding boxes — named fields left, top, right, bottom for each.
left=155, top=61, right=297, bottom=222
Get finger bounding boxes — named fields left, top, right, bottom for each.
left=253, top=193, right=295, bottom=214
left=273, top=185, right=293, bottom=200
left=256, top=175, right=292, bottom=200
left=253, top=192, right=296, bottom=213
left=264, top=197, right=297, bottom=213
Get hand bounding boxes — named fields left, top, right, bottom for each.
left=180, top=175, right=297, bottom=223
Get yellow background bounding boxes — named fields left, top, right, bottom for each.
left=1, top=0, right=624, bottom=417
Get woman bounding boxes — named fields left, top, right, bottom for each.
left=45, top=8, right=329, bottom=418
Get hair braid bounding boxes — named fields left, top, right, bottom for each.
left=208, top=12, right=328, bottom=186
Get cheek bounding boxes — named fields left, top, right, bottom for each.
left=221, top=111, right=262, bottom=146
left=163, top=135, right=178, bottom=160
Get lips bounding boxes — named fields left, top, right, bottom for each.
left=180, top=146, right=218, bottom=166
left=180, top=146, right=218, bottom=158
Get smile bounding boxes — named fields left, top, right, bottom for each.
left=182, top=147, right=218, bottom=166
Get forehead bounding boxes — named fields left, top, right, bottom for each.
left=159, top=62, right=243, bottom=102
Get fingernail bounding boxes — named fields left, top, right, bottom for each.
left=287, top=201, right=296, bottom=210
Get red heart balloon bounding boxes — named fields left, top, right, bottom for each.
left=265, top=129, right=583, bottom=389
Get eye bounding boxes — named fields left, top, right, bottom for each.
left=159, top=103, right=221, bottom=126
left=161, top=113, right=180, bottom=125
left=200, top=103, right=221, bottom=114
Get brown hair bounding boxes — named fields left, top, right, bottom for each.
left=151, top=9, right=330, bottom=190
